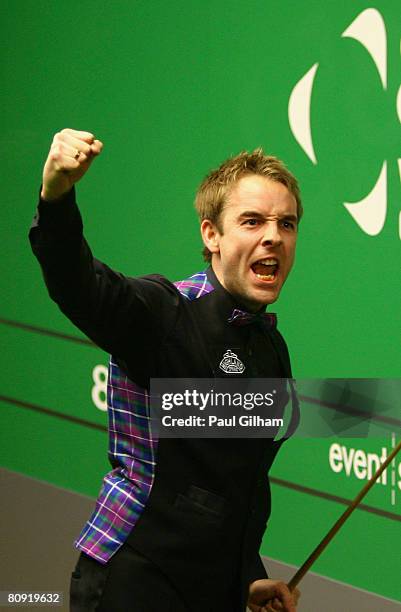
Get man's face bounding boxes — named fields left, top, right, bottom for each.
left=209, top=174, right=298, bottom=311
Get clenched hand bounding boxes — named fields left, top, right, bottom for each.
left=41, top=128, right=103, bottom=202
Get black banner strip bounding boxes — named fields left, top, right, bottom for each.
left=0, top=316, right=93, bottom=346
left=299, top=394, right=401, bottom=428
left=1, top=317, right=400, bottom=428
left=3, top=316, right=400, bottom=429
left=0, top=394, right=107, bottom=432
left=270, top=476, right=401, bottom=522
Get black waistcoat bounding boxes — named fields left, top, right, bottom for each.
left=123, top=267, right=294, bottom=611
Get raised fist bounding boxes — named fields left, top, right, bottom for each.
left=41, top=128, right=103, bottom=201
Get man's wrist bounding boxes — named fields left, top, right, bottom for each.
left=40, top=186, right=71, bottom=203
left=35, top=185, right=79, bottom=231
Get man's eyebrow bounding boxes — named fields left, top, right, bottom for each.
left=237, top=211, right=298, bottom=222
left=237, top=210, right=266, bottom=220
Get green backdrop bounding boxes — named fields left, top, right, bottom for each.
left=1, top=0, right=400, bottom=602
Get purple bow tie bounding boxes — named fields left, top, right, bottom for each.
left=228, top=308, right=277, bottom=329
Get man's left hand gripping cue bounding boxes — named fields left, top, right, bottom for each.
left=248, top=579, right=300, bottom=612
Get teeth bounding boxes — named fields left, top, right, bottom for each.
left=256, top=273, right=274, bottom=280
left=258, top=258, right=278, bottom=266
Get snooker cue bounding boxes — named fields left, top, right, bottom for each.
left=287, top=437, right=401, bottom=591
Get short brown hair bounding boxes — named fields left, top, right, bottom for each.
left=194, top=148, right=302, bottom=262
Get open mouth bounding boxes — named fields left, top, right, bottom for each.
left=251, top=258, right=279, bottom=282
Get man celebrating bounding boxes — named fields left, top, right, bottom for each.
left=30, top=128, right=301, bottom=611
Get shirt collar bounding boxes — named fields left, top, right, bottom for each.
left=206, top=265, right=269, bottom=320
left=205, top=266, right=277, bottom=327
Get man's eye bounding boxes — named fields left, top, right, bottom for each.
left=244, top=219, right=260, bottom=226
left=282, top=220, right=295, bottom=230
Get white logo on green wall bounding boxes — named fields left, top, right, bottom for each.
left=288, top=8, right=401, bottom=240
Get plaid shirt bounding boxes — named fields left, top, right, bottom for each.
left=74, top=272, right=215, bottom=562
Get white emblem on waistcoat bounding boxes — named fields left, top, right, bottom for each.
left=219, top=349, right=245, bottom=374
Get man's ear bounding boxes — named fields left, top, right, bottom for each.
left=200, top=219, right=221, bottom=255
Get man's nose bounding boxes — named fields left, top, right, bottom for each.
left=261, top=222, right=282, bottom=246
